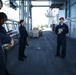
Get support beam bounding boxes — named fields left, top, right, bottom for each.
left=30, top=6, right=32, bottom=30
left=68, top=0, right=71, bottom=36
left=68, top=0, right=70, bottom=18
left=30, top=0, right=66, bottom=2
left=26, top=0, right=30, bottom=31
left=21, top=0, right=24, bottom=19
left=22, top=2, right=65, bottom=7
left=65, top=1, right=67, bottom=18
left=24, top=0, right=26, bottom=27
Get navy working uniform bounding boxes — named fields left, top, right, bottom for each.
left=0, top=25, right=12, bottom=75
left=0, top=25, right=9, bottom=60
left=55, top=23, right=69, bottom=57
left=19, top=25, right=28, bottom=59
left=0, top=25, right=7, bottom=35
left=0, top=33, right=11, bottom=75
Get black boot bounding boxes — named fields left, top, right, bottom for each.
left=18, top=56, right=25, bottom=61
left=54, top=54, right=60, bottom=57
left=22, top=55, right=27, bottom=58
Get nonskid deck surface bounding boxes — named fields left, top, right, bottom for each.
left=7, top=30, right=76, bottom=75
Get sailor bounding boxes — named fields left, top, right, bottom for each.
left=55, top=17, right=69, bottom=58
left=18, top=19, right=28, bottom=61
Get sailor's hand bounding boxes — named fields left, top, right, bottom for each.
left=3, top=39, right=14, bottom=49
left=9, top=39, right=14, bottom=46
left=60, top=29, right=63, bottom=32
left=58, top=32, right=61, bottom=34
left=27, top=37, right=29, bottom=40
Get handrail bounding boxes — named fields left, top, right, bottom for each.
left=3, top=19, right=19, bottom=32
left=65, top=17, right=76, bottom=22
left=7, top=19, right=18, bottom=23
left=66, top=17, right=76, bottom=20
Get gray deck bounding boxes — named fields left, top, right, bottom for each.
left=7, top=29, right=76, bottom=75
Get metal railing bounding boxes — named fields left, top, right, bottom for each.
left=4, top=19, right=19, bottom=32
left=3, top=19, right=19, bottom=49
